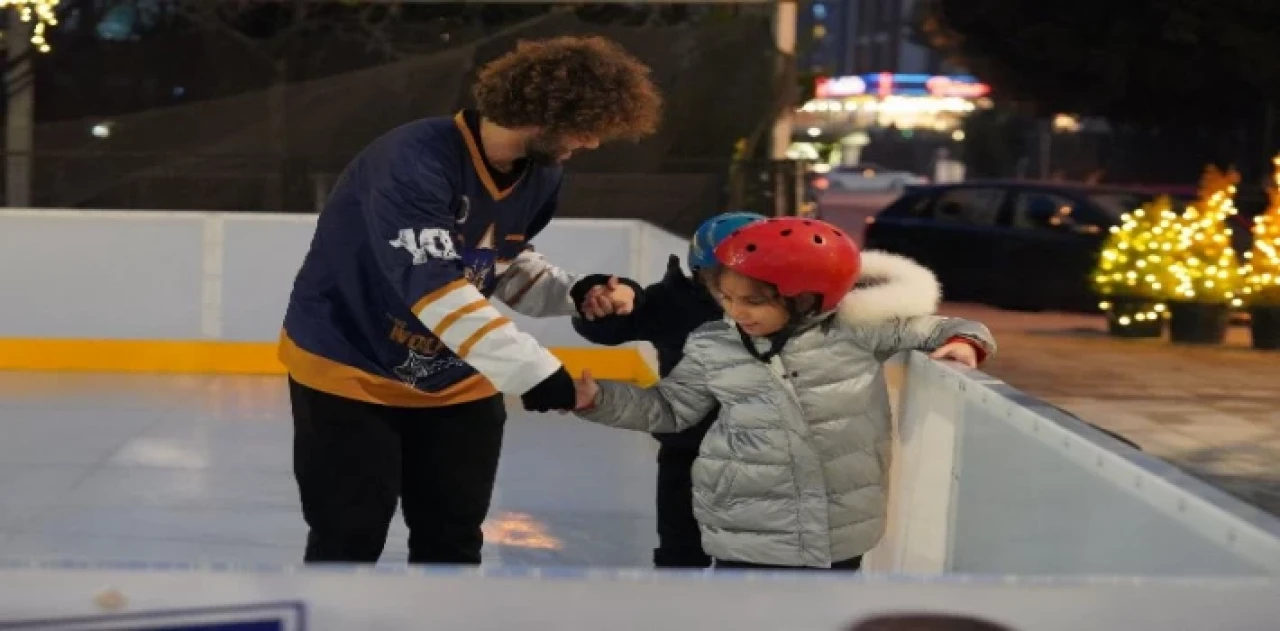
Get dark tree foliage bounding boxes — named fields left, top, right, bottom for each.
left=915, top=0, right=1280, bottom=129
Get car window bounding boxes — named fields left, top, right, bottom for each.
left=1014, top=192, right=1107, bottom=234
left=879, top=192, right=933, bottom=218
left=932, top=188, right=1004, bottom=226
left=1086, top=192, right=1149, bottom=221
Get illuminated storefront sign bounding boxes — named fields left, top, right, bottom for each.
left=923, top=75, right=991, bottom=98
left=814, top=73, right=990, bottom=99
left=814, top=75, right=867, bottom=98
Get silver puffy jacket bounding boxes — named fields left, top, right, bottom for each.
left=577, top=252, right=996, bottom=567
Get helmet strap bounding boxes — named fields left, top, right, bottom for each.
left=735, top=322, right=798, bottom=363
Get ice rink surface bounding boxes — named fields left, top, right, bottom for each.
left=0, top=372, right=660, bottom=567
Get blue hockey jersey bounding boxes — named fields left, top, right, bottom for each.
left=280, top=111, right=581, bottom=407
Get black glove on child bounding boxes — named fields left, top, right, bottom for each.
left=570, top=274, right=645, bottom=317
left=521, top=366, right=577, bottom=412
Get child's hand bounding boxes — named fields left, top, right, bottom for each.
left=573, top=369, right=600, bottom=411
left=581, top=276, right=636, bottom=320
left=929, top=341, right=978, bottom=368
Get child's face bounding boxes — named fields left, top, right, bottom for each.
left=714, top=269, right=791, bottom=337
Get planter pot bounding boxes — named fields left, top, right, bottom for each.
left=1249, top=305, right=1280, bottom=350
left=1104, top=297, right=1164, bottom=338
left=1168, top=301, right=1229, bottom=345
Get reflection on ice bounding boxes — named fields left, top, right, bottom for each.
left=483, top=511, right=562, bottom=551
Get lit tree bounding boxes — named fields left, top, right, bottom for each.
left=2, top=0, right=60, bottom=52
left=1164, top=165, right=1246, bottom=306
left=1243, top=155, right=1280, bottom=305
left=1092, top=194, right=1180, bottom=327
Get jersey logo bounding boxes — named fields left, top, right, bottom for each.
left=390, top=228, right=459, bottom=265
left=462, top=247, right=498, bottom=294
left=393, top=349, right=466, bottom=388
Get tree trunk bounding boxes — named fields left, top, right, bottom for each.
left=6, top=16, right=34, bottom=207
left=265, top=58, right=288, bottom=212
left=729, top=1, right=800, bottom=212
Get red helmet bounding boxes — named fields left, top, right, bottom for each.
left=713, top=217, right=861, bottom=313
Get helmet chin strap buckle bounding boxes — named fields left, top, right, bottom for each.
left=735, top=322, right=798, bottom=363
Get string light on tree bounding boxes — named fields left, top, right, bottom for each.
left=1242, top=154, right=1280, bottom=305
left=1, top=0, right=60, bottom=53
left=1163, top=165, right=1245, bottom=307
left=1092, top=194, right=1180, bottom=327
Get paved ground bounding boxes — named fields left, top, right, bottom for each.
left=940, top=303, right=1280, bottom=516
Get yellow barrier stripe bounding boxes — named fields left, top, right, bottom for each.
left=0, top=339, right=657, bottom=385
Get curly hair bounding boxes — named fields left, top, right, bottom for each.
left=472, top=36, right=663, bottom=142
left=698, top=264, right=820, bottom=316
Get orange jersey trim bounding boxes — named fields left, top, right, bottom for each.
left=411, top=278, right=470, bottom=318
left=454, top=111, right=524, bottom=201
left=457, top=316, right=512, bottom=358
left=278, top=331, right=497, bottom=408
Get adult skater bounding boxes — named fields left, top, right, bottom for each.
left=279, top=36, right=663, bottom=564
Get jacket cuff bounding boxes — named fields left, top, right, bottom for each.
left=945, top=335, right=988, bottom=364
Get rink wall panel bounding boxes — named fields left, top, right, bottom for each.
left=864, top=353, right=1280, bottom=577
left=0, top=564, right=1278, bottom=631
left=0, top=210, right=673, bottom=382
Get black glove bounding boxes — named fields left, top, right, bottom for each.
left=570, top=274, right=612, bottom=309
left=570, top=274, right=644, bottom=316
left=521, top=366, right=576, bottom=412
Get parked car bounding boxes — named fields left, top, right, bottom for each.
left=862, top=181, right=1191, bottom=312
left=815, top=163, right=929, bottom=193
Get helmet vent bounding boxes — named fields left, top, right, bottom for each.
left=813, top=235, right=825, bottom=245
left=780, top=229, right=793, bottom=237
left=745, top=243, right=758, bottom=253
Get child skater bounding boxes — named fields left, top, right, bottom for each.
left=569, top=217, right=997, bottom=570
left=570, top=211, right=767, bottom=569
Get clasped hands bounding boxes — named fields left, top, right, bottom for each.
left=532, top=277, right=630, bottom=415
left=571, top=369, right=599, bottom=412
left=579, top=276, right=636, bottom=320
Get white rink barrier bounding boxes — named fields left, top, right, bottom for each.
left=865, top=352, right=1280, bottom=576
left=0, top=209, right=684, bottom=349
left=0, top=562, right=1276, bottom=630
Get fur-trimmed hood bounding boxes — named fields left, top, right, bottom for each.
left=835, top=251, right=941, bottom=326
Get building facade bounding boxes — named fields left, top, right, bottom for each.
left=798, top=0, right=966, bottom=81
left=845, top=0, right=963, bottom=75
left=797, top=0, right=851, bottom=76
left=789, top=1, right=987, bottom=172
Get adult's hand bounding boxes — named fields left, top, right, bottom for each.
left=581, top=276, right=636, bottom=320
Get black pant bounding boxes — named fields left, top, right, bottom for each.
left=289, top=377, right=506, bottom=564
left=653, top=442, right=711, bottom=568
left=714, top=556, right=862, bottom=571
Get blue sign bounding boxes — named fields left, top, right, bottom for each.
left=815, top=73, right=990, bottom=99
left=0, top=602, right=305, bottom=630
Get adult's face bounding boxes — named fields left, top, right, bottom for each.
left=525, top=130, right=601, bottom=166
